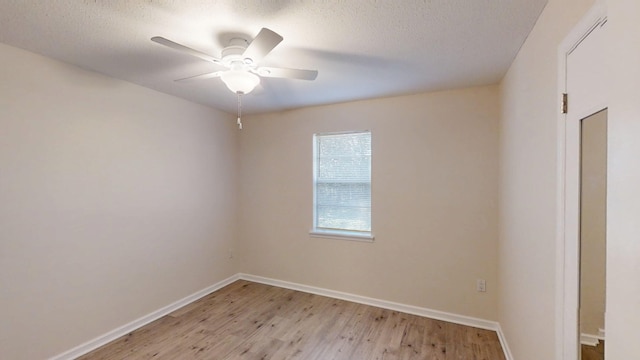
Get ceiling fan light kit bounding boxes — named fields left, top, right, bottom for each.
left=152, top=28, right=318, bottom=129
left=220, top=68, right=260, bottom=94
left=218, top=38, right=260, bottom=94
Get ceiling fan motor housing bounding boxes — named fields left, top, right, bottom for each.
left=222, top=38, right=251, bottom=67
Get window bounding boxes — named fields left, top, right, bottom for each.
left=311, top=131, right=373, bottom=241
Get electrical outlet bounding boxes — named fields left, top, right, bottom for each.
left=477, top=279, right=486, bottom=292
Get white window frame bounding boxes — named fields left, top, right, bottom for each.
left=309, top=130, right=374, bottom=242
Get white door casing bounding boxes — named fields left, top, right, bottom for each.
left=556, top=3, right=607, bottom=360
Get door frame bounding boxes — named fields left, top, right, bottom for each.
left=556, top=2, right=607, bottom=360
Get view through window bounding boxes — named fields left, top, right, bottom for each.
left=313, top=131, right=371, bottom=237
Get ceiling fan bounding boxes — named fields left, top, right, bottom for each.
left=151, top=28, right=318, bottom=95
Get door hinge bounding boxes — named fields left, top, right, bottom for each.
left=561, top=93, right=568, bottom=114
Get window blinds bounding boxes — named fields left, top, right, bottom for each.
left=314, top=131, right=371, bottom=233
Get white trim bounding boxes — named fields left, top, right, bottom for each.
left=309, top=229, right=374, bottom=242
left=580, top=332, right=604, bottom=347
left=496, top=323, right=515, bottom=360
left=556, top=3, right=607, bottom=360
left=239, top=273, right=497, bottom=330
left=598, top=327, right=605, bottom=338
left=239, top=273, right=512, bottom=359
left=48, top=274, right=240, bottom=360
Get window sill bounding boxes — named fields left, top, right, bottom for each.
left=309, top=229, right=374, bottom=242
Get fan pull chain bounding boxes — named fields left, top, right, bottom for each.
left=236, top=92, right=243, bottom=130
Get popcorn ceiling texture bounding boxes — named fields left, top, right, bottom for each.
left=0, top=0, right=546, bottom=114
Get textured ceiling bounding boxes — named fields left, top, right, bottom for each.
left=0, top=0, right=547, bottom=115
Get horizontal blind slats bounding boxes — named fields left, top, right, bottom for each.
left=314, top=131, right=371, bottom=233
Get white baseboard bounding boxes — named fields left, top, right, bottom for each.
left=495, top=323, right=515, bottom=360
left=239, top=273, right=512, bottom=360
left=598, top=327, right=605, bottom=338
left=581, top=331, right=605, bottom=347
left=48, top=274, right=240, bottom=360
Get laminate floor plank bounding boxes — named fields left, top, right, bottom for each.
left=398, top=322, right=425, bottom=359
left=346, top=308, right=395, bottom=359
left=79, top=280, right=506, bottom=360
left=420, top=318, right=447, bottom=359
left=312, top=304, right=374, bottom=359
left=297, top=299, right=363, bottom=360
left=273, top=298, right=352, bottom=359
left=582, top=341, right=605, bottom=360
left=78, top=315, right=199, bottom=360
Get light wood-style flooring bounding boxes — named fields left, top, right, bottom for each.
left=582, top=341, right=605, bottom=360
left=79, top=280, right=506, bottom=360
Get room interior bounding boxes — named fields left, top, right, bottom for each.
left=579, top=109, right=607, bottom=360
left=1, top=1, right=639, bottom=359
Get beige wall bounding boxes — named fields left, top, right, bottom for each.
left=580, top=110, right=607, bottom=336
left=238, top=86, right=499, bottom=321
left=497, top=0, right=595, bottom=359
left=0, top=43, right=239, bottom=359
left=606, top=0, right=640, bottom=357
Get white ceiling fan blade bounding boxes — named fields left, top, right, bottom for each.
left=242, top=28, right=283, bottom=64
left=151, top=36, right=222, bottom=64
left=175, top=71, right=223, bottom=82
left=257, top=67, right=318, bottom=81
